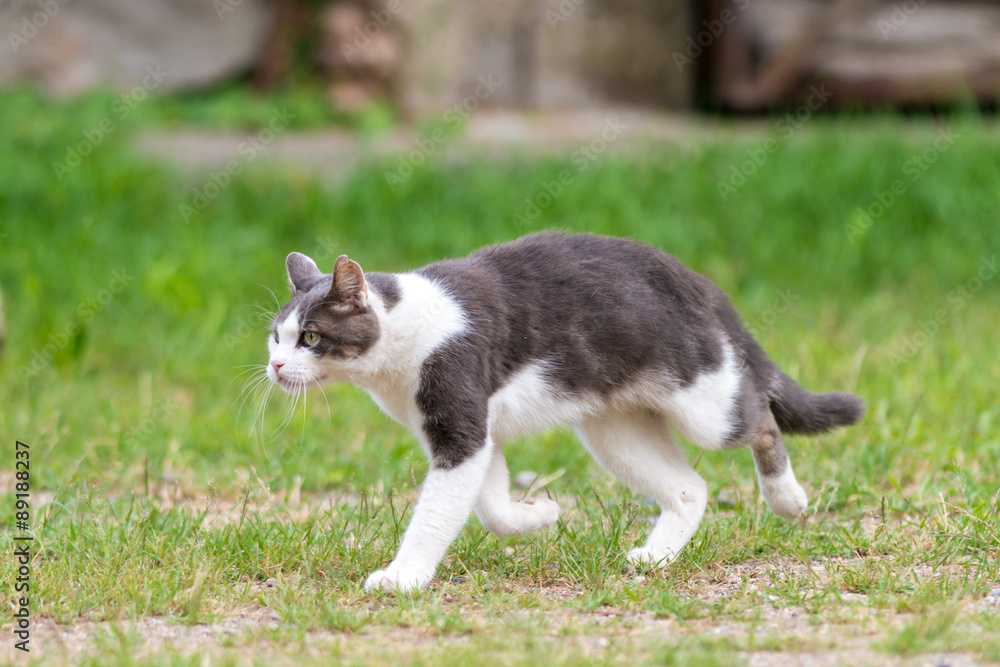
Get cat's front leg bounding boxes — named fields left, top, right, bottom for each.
left=364, top=441, right=493, bottom=593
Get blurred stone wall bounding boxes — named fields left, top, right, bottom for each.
left=392, top=0, right=694, bottom=111
left=0, top=0, right=271, bottom=97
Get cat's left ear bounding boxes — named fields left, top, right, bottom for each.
left=286, top=252, right=323, bottom=295
left=329, top=255, right=370, bottom=310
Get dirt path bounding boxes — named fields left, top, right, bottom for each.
left=136, top=110, right=747, bottom=178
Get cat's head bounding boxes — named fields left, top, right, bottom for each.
left=267, top=252, right=380, bottom=392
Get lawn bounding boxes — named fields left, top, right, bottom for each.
left=1, top=87, right=999, bottom=665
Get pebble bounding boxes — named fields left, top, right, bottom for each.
left=990, top=588, right=1000, bottom=598
left=264, top=578, right=278, bottom=588
left=514, top=471, right=538, bottom=489
left=450, top=576, right=467, bottom=584
left=504, top=547, right=516, bottom=557
left=840, top=592, right=869, bottom=604
left=715, top=494, right=737, bottom=509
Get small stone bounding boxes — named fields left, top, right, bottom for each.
left=840, top=592, right=869, bottom=604
left=264, top=578, right=278, bottom=588
left=504, top=547, right=516, bottom=557
left=989, top=588, right=1000, bottom=598
left=715, top=494, right=737, bottom=509
left=514, top=471, right=538, bottom=489
left=450, top=576, right=467, bottom=584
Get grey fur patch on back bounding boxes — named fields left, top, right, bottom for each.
left=367, top=273, right=401, bottom=310
left=416, top=233, right=777, bottom=468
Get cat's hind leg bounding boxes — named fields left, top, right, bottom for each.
left=574, top=409, right=707, bottom=567
left=749, top=421, right=808, bottom=519
left=474, top=443, right=560, bottom=537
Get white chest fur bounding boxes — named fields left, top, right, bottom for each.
left=361, top=272, right=467, bottom=434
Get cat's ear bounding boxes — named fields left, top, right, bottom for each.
left=329, top=255, right=370, bottom=310
left=286, top=252, right=322, bottom=295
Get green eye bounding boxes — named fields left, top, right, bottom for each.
left=302, top=331, right=319, bottom=346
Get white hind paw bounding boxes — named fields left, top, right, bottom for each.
left=760, top=466, right=809, bottom=519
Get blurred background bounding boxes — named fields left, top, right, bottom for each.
left=1, top=2, right=1000, bottom=653
left=6, top=0, right=1000, bottom=111
left=0, top=0, right=998, bottom=523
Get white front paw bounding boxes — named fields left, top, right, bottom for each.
left=626, top=547, right=675, bottom=569
left=364, top=565, right=431, bottom=594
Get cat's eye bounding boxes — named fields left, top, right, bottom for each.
left=302, top=331, right=319, bottom=347
left=273, top=331, right=279, bottom=343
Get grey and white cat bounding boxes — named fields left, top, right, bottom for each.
left=266, top=233, right=863, bottom=593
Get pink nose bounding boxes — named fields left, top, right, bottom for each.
left=271, top=361, right=284, bottom=373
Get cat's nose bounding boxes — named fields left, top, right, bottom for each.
left=271, top=361, right=284, bottom=373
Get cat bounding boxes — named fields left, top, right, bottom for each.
left=266, top=232, right=864, bottom=593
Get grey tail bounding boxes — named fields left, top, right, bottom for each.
left=768, top=373, right=865, bottom=435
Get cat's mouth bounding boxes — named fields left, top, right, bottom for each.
left=274, top=375, right=299, bottom=392
left=274, top=373, right=325, bottom=392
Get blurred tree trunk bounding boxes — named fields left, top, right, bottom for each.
left=253, top=0, right=313, bottom=91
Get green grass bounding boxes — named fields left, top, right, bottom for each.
left=1, top=87, right=999, bottom=665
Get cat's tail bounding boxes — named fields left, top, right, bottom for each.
left=767, top=372, right=865, bottom=435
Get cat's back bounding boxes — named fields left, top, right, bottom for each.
left=419, top=232, right=716, bottom=308
left=412, top=233, right=728, bottom=395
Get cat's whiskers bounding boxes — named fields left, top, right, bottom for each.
left=271, top=377, right=305, bottom=441
left=233, top=367, right=271, bottom=436
left=255, top=382, right=276, bottom=465
left=230, top=365, right=267, bottom=387
left=311, top=377, right=333, bottom=421
left=258, top=284, right=282, bottom=315
left=254, top=381, right=275, bottom=450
